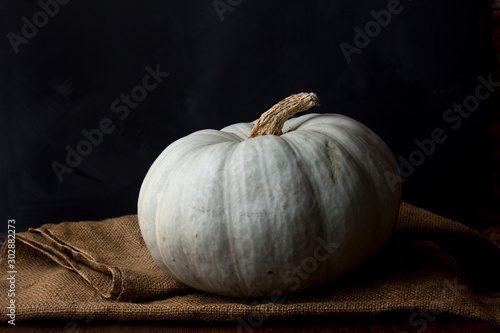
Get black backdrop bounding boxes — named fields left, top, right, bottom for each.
left=1, top=0, right=496, bottom=232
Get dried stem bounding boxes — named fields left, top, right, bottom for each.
left=247, top=92, right=320, bottom=139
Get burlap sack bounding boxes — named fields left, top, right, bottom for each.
left=1, top=202, right=499, bottom=328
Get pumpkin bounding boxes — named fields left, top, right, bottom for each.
left=138, top=92, right=401, bottom=298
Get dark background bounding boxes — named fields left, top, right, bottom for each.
left=1, top=0, right=497, bottom=232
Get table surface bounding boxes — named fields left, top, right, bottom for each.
left=1, top=316, right=498, bottom=333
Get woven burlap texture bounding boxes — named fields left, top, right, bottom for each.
left=1, top=202, right=499, bottom=327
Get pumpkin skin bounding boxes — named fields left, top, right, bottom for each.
left=138, top=112, right=401, bottom=298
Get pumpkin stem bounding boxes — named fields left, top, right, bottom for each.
left=247, top=92, right=320, bottom=139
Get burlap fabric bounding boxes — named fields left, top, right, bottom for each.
left=1, top=202, right=499, bottom=327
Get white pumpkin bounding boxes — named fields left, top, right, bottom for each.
left=138, top=93, right=401, bottom=298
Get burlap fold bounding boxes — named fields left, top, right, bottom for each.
left=1, top=202, right=499, bottom=328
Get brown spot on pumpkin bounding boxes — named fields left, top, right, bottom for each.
left=326, top=141, right=341, bottom=183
